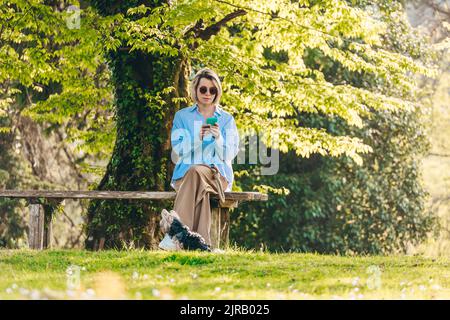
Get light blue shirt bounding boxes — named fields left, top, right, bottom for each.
left=170, top=103, right=240, bottom=191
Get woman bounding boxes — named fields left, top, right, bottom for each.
left=159, top=68, right=240, bottom=251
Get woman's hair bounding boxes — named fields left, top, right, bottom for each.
left=189, top=68, right=222, bottom=106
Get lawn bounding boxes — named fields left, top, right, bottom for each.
left=0, top=249, right=449, bottom=300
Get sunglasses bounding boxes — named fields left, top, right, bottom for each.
left=198, top=86, right=218, bottom=95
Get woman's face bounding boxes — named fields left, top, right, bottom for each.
left=196, top=78, right=217, bottom=107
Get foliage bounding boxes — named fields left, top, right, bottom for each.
left=233, top=110, right=436, bottom=254
left=118, top=0, right=438, bottom=162
left=0, top=0, right=116, bottom=247
left=0, top=0, right=439, bottom=248
left=87, top=0, right=439, bottom=247
left=0, top=0, right=115, bottom=167
left=231, top=0, right=438, bottom=254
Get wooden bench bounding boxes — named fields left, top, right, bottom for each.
left=0, top=190, right=268, bottom=250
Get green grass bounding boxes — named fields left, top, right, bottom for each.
left=1, top=249, right=449, bottom=300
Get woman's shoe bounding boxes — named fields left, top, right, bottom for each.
left=158, top=234, right=178, bottom=251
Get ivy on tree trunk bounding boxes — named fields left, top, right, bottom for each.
left=85, top=0, right=190, bottom=249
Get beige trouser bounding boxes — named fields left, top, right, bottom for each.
left=173, top=165, right=228, bottom=246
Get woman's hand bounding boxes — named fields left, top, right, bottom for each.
left=200, top=125, right=209, bottom=141
left=200, top=123, right=220, bottom=140
left=209, top=123, right=220, bottom=139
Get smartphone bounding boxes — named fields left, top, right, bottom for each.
left=206, top=117, right=218, bottom=126
left=202, top=117, right=217, bottom=141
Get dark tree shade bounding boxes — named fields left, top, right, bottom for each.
left=85, top=0, right=190, bottom=249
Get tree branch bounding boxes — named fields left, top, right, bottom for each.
left=189, top=9, right=246, bottom=49
left=429, top=152, right=450, bottom=157
left=62, top=209, right=77, bottom=229
left=426, top=0, right=450, bottom=19
left=55, top=129, right=87, bottom=188
left=196, top=9, right=247, bottom=41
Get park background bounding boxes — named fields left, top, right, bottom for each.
left=0, top=0, right=449, bottom=299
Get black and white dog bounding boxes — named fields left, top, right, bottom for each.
left=160, top=209, right=211, bottom=252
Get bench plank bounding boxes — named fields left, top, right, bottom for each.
left=29, top=204, right=44, bottom=250
left=0, top=190, right=268, bottom=251
left=0, top=190, right=268, bottom=201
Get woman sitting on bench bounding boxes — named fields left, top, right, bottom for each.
left=159, top=68, right=240, bottom=251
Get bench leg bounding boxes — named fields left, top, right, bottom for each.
left=210, top=207, right=230, bottom=250
left=29, top=203, right=44, bottom=250
left=28, top=203, right=52, bottom=250
left=43, top=208, right=52, bottom=249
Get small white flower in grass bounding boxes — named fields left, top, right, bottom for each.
left=352, top=277, right=360, bottom=286
left=132, top=271, right=139, bottom=280
left=86, top=288, right=96, bottom=297
left=215, top=287, right=221, bottom=292
left=5, top=288, right=12, bottom=294
left=400, top=281, right=406, bottom=287
left=156, top=274, right=163, bottom=279
left=292, top=289, right=299, bottom=294
left=190, top=273, right=198, bottom=279
left=428, top=279, right=433, bottom=283
left=66, top=290, right=75, bottom=297
left=419, top=285, right=426, bottom=291
left=366, top=265, right=382, bottom=290
left=143, top=274, right=148, bottom=280
left=11, top=284, right=18, bottom=290
left=135, top=292, right=143, bottom=299
left=400, top=293, right=406, bottom=299
left=30, top=290, right=41, bottom=300
left=266, top=283, right=271, bottom=288
left=66, top=265, right=81, bottom=290
left=82, top=267, right=86, bottom=271
left=353, top=287, right=360, bottom=292
left=152, top=289, right=160, bottom=297
left=357, top=294, right=364, bottom=299
left=169, top=278, right=175, bottom=283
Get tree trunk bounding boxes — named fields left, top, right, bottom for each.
left=85, top=0, right=190, bottom=249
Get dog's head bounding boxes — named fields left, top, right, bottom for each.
left=160, top=209, right=181, bottom=234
